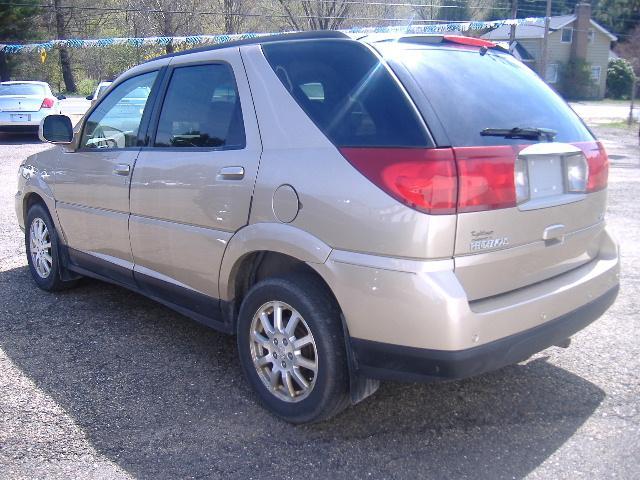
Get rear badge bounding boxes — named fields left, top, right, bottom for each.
left=470, top=230, right=509, bottom=252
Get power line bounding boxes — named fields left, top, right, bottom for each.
left=0, top=1, right=529, bottom=17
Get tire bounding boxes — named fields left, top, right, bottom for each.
left=237, top=274, right=350, bottom=424
left=25, top=203, right=77, bottom=291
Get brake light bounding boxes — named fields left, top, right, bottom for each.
left=339, top=147, right=457, bottom=215
left=583, top=141, right=609, bottom=192
left=40, top=98, right=55, bottom=109
left=341, top=143, right=606, bottom=216
left=443, top=35, right=497, bottom=48
left=454, top=146, right=517, bottom=213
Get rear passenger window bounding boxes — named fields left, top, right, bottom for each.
left=262, top=40, right=430, bottom=148
left=154, top=64, right=245, bottom=149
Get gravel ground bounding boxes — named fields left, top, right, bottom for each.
left=0, top=129, right=638, bottom=480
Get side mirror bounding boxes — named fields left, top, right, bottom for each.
left=39, top=114, right=74, bottom=144
left=85, top=95, right=93, bottom=100
left=56, top=93, right=66, bottom=100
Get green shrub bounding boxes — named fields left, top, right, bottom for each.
left=606, top=58, right=637, bottom=99
left=77, top=78, right=97, bottom=97
left=558, top=60, right=596, bottom=100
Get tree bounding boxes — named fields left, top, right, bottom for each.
left=53, top=0, right=77, bottom=92
left=277, top=0, right=352, bottom=30
left=615, top=24, right=640, bottom=76
left=0, top=0, right=39, bottom=81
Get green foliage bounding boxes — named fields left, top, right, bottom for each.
left=606, top=58, right=638, bottom=99
left=559, top=59, right=597, bottom=100
left=77, top=78, right=97, bottom=97
left=0, top=0, right=38, bottom=42
left=0, top=0, right=40, bottom=80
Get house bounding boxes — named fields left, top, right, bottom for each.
left=482, top=3, right=617, bottom=98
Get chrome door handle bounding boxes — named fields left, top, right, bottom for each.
left=113, top=164, right=130, bottom=176
left=218, top=166, right=244, bottom=180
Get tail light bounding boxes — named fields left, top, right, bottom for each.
left=454, top=146, right=517, bottom=213
left=340, top=142, right=607, bottom=216
left=584, top=142, right=609, bottom=192
left=339, top=148, right=457, bottom=215
left=40, top=98, right=55, bottom=109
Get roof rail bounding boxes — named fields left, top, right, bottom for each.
left=147, top=30, right=350, bottom=63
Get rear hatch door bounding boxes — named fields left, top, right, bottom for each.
left=379, top=41, right=608, bottom=300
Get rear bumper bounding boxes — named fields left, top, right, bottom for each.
left=351, top=285, right=619, bottom=382
left=312, top=227, right=619, bottom=382
left=0, top=110, right=49, bottom=131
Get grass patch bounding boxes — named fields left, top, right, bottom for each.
left=597, top=119, right=639, bottom=129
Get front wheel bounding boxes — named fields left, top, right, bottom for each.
left=237, top=275, right=350, bottom=424
left=25, top=203, right=76, bottom=291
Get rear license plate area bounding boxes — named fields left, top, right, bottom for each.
left=527, top=155, right=564, bottom=199
left=11, top=114, right=30, bottom=122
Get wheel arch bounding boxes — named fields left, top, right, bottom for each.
left=219, top=223, right=333, bottom=303
left=219, top=223, right=380, bottom=404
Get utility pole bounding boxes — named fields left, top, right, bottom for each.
left=509, top=0, right=518, bottom=47
left=628, top=77, right=636, bottom=126
left=540, top=0, right=552, bottom=81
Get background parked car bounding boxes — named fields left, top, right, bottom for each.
left=86, top=80, right=113, bottom=106
left=0, top=81, right=63, bottom=134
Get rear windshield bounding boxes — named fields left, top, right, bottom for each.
left=384, top=46, right=593, bottom=147
left=262, top=40, right=431, bottom=148
left=0, top=83, right=46, bottom=96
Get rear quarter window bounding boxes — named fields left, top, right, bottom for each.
left=262, top=40, right=431, bottom=148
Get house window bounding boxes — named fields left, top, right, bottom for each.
left=561, top=28, right=573, bottom=43
left=588, top=29, right=595, bottom=43
left=590, top=66, right=601, bottom=82
left=546, top=64, right=559, bottom=84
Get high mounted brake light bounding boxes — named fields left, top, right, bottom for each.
left=443, top=35, right=497, bottom=48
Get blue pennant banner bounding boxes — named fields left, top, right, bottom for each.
left=0, top=18, right=543, bottom=54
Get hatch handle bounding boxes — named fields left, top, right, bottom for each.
left=542, top=224, right=565, bottom=241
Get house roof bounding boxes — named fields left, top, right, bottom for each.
left=481, top=15, right=617, bottom=42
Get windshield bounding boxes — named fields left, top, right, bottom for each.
left=0, top=83, right=46, bottom=96
left=96, top=83, right=112, bottom=98
left=384, top=46, right=593, bottom=147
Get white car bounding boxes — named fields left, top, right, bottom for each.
left=0, top=81, right=63, bottom=134
left=87, top=81, right=113, bottom=105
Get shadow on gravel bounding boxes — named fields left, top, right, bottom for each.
left=0, top=133, right=41, bottom=145
left=0, top=265, right=605, bottom=480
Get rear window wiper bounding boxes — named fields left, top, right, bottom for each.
left=480, top=127, right=557, bottom=141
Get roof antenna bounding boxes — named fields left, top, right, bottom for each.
left=479, top=46, right=488, bottom=56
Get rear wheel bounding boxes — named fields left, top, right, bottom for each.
left=25, top=203, right=77, bottom=291
left=237, top=275, right=350, bottom=423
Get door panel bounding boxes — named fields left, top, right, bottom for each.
left=54, top=70, right=159, bottom=284
left=129, top=49, right=261, bottom=301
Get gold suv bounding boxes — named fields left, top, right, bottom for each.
left=16, top=32, right=620, bottom=423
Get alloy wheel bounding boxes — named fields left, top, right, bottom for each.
left=249, top=301, right=318, bottom=403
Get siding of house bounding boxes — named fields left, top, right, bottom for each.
left=531, top=21, right=610, bottom=99
left=585, top=29, right=613, bottom=98
left=518, top=38, right=541, bottom=61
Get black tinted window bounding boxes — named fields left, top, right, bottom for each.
left=263, top=40, right=430, bottom=148
left=155, top=64, right=245, bottom=149
left=385, top=46, right=593, bottom=147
